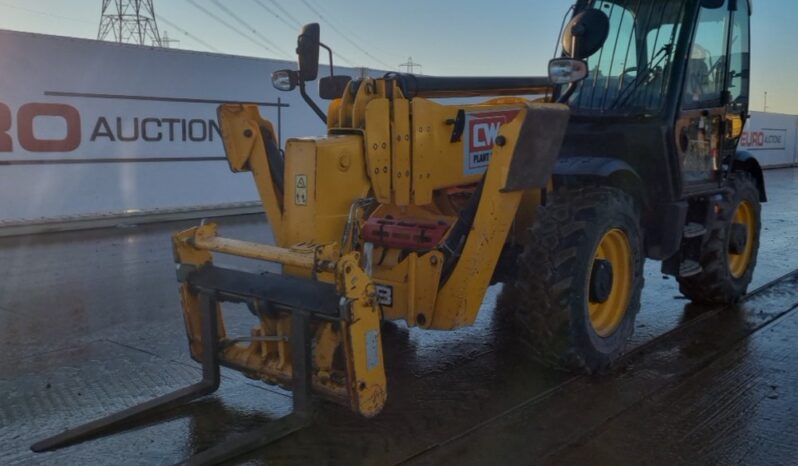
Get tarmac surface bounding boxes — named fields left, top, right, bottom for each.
left=1, top=168, right=798, bottom=465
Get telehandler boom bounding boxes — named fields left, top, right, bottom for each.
left=34, top=1, right=763, bottom=464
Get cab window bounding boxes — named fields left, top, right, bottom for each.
left=568, top=0, right=689, bottom=113
left=682, top=3, right=730, bottom=108
left=727, top=0, right=750, bottom=112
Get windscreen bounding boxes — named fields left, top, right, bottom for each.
left=567, top=0, right=690, bottom=114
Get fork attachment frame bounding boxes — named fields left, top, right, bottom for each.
left=31, top=286, right=315, bottom=466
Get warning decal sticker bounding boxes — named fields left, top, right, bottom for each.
left=295, top=174, right=308, bottom=206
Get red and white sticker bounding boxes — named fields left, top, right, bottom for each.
left=463, top=109, right=520, bottom=175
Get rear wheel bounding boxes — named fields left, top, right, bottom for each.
left=678, top=172, right=761, bottom=304
left=502, top=187, right=645, bottom=373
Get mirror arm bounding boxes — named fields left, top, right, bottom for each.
left=320, top=42, right=334, bottom=77
left=557, top=82, right=579, bottom=103
left=299, top=80, right=328, bottom=124
left=571, top=35, right=578, bottom=58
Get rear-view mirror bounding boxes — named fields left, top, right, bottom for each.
left=297, top=23, right=320, bottom=82
left=272, top=69, right=298, bottom=91
left=562, top=9, right=610, bottom=60
left=549, top=58, right=589, bottom=85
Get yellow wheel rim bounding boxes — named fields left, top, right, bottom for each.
left=728, top=200, right=755, bottom=279
left=588, top=229, right=633, bottom=338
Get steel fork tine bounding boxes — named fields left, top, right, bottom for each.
left=31, top=292, right=221, bottom=452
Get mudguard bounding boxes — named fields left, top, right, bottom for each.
left=734, top=151, right=767, bottom=202
left=552, top=156, right=644, bottom=197
left=552, top=155, right=685, bottom=260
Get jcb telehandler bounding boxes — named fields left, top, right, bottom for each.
left=34, top=0, right=764, bottom=463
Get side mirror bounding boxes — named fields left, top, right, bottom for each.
left=319, top=75, right=352, bottom=100
left=549, top=58, right=588, bottom=85
left=297, top=23, right=321, bottom=82
left=272, top=69, right=298, bottom=91
left=562, top=9, right=610, bottom=60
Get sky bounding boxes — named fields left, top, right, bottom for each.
left=0, top=0, right=793, bottom=114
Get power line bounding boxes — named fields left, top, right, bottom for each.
left=210, top=0, right=291, bottom=58
left=157, top=14, right=221, bottom=52
left=250, top=0, right=299, bottom=30
left=251, top=0, right=297, bottom=30
left=268, top=0, right=303, bottom=28
left=298, top=0, right=393, bottom=69
left=301, top=0, right=395, bottom=66
left=0, top=0, right=94, bottom=25
left=185, top=0, right=285, bottom=58
left=305, top=0, right=403, bottom=61
left=250, top=0, right=357, bottom=67
left=189, top=0, right=280, bottom=56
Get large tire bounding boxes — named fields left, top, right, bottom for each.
left=501, top=187, right=645, bottom=373
left=677, top=172, right=761, bottom=304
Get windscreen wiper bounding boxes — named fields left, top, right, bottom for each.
left=609, top=43, right=673, bottom=110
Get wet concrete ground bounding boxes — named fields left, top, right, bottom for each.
left=1, top=168, right=798, bottom=465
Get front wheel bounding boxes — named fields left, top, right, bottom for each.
left=678, top=172, right=761, bottom=304
left=502, top=187, right=645, bottom=373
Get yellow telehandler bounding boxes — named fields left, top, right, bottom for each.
left=34, top=1, right=764, bottom=464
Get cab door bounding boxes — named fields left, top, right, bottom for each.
left=675, top=0, right=732, bottom=190
left=722, top=0, right=751, bottom=163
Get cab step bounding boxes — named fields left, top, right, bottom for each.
left=679, top=260, right=703, bottom=278
left=683, top=222, right=707, bottom=239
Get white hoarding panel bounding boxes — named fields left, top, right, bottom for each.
left=741, top=111, right=798, bottom=168
left=0, top=161, right=254, bottom=221
left=0, top=29, right=356, bottom=223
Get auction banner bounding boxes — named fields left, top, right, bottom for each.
left=741, top=112, right=798, bottom=167
left=740, top=128, right=787, bottom=151
left=0, top=29, right=340, bottom=222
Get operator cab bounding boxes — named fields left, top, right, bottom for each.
left=559, top=0, right=752, bottom=201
